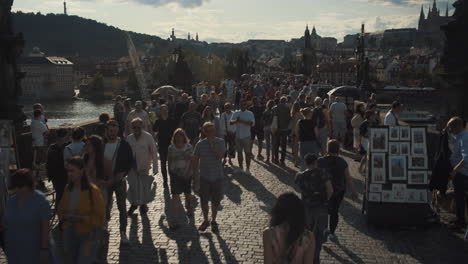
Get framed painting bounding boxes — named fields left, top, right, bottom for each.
left=371, top=153, right=386, bottom=184
left=389, top=126, right=400, bottom=141
left=400, top=126, right=411, bottom=141
left=389, top=155, right=407, bottom=181
left=389, top=142, right=400, bottom=155
left=411, top=127, right=426, bottom=145
left=408, top=171, right=428, bottom=185
left=400, top=142, right=410, bottom=155
left=409, top=155, right=428, bottom=170
left=370, top=128, right=388, bottom=153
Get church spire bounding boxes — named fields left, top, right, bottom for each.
left=312, top=25, right=317, bottom=36
left=432, top=0, right=437, bottom=13
left=64, top=1, right=67, bottom=15
left=418, top=5, right=425, bottom=30
left=304, top=25, right=311, bottom=49
left=446, top=2, right=449, bottom=17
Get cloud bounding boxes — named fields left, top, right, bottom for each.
left=73, top=0, right=207, bottom=8
left=352, top=0, right=434, bottom=7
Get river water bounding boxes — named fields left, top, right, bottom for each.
left=24, top=100, right=114, bottom=128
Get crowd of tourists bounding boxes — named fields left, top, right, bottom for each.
left=3, top=73, right=449, bottom=264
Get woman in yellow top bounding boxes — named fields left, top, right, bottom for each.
left=58, top=156, right=106, bottom=264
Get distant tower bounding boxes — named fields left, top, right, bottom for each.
left=304, top=25, right=311, bottom=49
left=418, top=5, right=426, bottom=30
left=170, top=28, right=176, bottom=41
left=64, top=1, right=67, bottom=15
left=446, top=2, right=449, bottom=17
left=196, top=32, right=199, bottom=42
left=188, top=32, right=191, bottom=40
left=312, top=25, right=317, bottom=37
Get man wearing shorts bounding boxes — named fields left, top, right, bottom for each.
left=249, top=97, right=265, bottom=160
left=193, top=122, right=226, bottom=233
left=231, top=100, right=255, bottom=174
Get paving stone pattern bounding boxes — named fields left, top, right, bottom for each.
left=1, top=146, right=468, bottom=263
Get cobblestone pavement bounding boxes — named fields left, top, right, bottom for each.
left=2, top=145, right=468, bottom=264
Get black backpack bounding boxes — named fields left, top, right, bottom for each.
left=295, top=169, right=328, bottom=208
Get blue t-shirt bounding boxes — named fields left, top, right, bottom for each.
left=3, top=190, right=50, bottom=264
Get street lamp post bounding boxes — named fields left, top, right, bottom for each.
left=316, top=64, right=320, bottom=83
left=207, top=54, right=213, bottom=85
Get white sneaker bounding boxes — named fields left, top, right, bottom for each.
left=121, top=232, right=130, bottom=245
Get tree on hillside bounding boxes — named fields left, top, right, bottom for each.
left=224, top=48, right=252, bottom=80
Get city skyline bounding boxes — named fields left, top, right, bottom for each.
left=13, top=0, right=454, bottom=43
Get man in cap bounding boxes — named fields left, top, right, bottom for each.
left=125, top=100, right=151, bottom=137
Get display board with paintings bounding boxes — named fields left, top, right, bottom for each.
left=0, top=120, right=17, bottom=220
left=366, top=126, right=430, bottom=205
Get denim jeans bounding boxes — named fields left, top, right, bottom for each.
left=264, top=126, right=273, bottom=158
left=106, top=181, right=127, bottom=233
left=63, top=226, right=98, bottom=264
left=306, top=204, right=328, bottom=264
left=274, top=130, right=289, bottom=162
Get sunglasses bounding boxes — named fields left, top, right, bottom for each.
left=132, top=126, right=142, bottom=129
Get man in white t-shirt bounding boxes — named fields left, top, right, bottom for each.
left=329, top=97, right=348, bottom=142
left=31, top=110, right=49, bottom=147
left=230, top=99, right=255, bottom=174
left=384, top=101, right=402, bottom=127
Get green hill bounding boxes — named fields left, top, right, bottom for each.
left=12, top=12, right=174, bottom=57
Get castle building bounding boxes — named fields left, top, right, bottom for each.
left=417, top=0, right=451, bottom=48
left=418, top=0, right=450, bottom=32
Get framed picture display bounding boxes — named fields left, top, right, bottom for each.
left=400, top=142, right=410, bottom=155
left=392, top=184, right=407, bottom=203
left=389, top=142, right=400, bottom=155
left=409, top=155, right=428, bottom=170
left=0, top=120, right=13, bottom=147
left=411, top=127, right=426, bottom=145
left=382, top=190, right=393, bottom=202
left=389, top=126, right=400, bottom=141
left=389, top=155, right=407, bottom=180
left=368, top=192, right=382, bottom=202
left=411, top=144, right=427, bottom=155
left=369, top=184, right=383, bottom=192
left=406, top=189, right=428, bottom=203
left=371, top=153, right=386, bottom=183
left=408, top=171, right=428, bottom=185
left=370, top=128, right=388, bottom=152
left=400, top=126, right=411, bottom=141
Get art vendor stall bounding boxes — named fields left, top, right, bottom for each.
left=362, top=126, right=433, bottom=225
left=0, top=120, right=18, bottom=221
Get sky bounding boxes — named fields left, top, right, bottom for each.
left=12, top=0, right=454, bottom=43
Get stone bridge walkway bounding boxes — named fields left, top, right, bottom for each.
left=1, top=146, right=468, bottom=263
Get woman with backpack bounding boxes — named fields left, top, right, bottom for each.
left=263, top=192, right=315, bottom=264
left=318, top=140, right=359, bottom=240
left=58, top=156, right=106, bottom=264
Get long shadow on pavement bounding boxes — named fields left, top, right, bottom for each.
left=339, top=194, right=468, bottom=264
left=254, top=159, right=301, bottom=193
left=119, top=213, right=164, bottom=264
left=223, top=166, right=243, bottom=205
left=231, top=168, right=278, bottom=213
